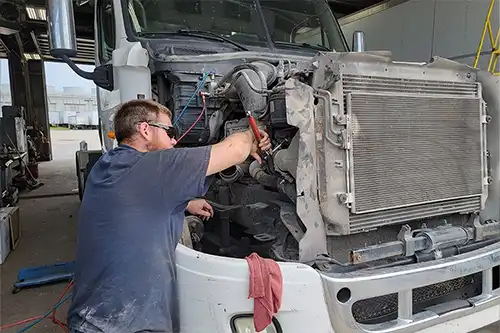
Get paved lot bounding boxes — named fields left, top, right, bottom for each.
left=50, top=128, right=101, bottom=160
left=0, top=129, right=499, bottom=332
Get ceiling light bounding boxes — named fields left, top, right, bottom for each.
left=24, top=53, right=41, bottom=60
left=26, top=6, right=46, bottom=21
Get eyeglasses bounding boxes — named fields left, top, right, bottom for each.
left=146, top=121, right=177, bottom=139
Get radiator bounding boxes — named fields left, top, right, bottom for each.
left=340, top=73, right=486, bottom=232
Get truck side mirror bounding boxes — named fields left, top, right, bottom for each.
left=352, top=31, right=366, bottom=52
left=47, top=0, right=78, bottom=58
left=47, top=0, right=114, bottom=91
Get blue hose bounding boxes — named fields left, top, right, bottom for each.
left=17, top=293, right=73, bottom=333
left=173, top=72, right=211, bottom=126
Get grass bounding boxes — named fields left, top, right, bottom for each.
left=50, top=126, right=70, bottom=131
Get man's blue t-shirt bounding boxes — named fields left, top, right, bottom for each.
left=67, top=144, right=211, bottom=333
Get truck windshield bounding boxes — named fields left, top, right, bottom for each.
left=125, top=0, right=347, bottom=52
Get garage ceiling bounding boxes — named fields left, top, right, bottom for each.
left=5, top=0, right=384, bottom=65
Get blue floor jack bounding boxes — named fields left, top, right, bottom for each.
left=12, top=261, right=75, bottom=294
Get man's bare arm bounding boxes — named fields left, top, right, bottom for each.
left=206, top=130, right=254, bottom=176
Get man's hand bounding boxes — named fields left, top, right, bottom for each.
left=250, top=129, right=272, bottom=164
left=186, top=199, right=214, bottom=220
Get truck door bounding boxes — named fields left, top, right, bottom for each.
left=95, top=0, right=119, bottom=151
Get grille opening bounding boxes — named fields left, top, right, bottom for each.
left=351, top=273, right=482, bottom=324
left=493, top=266, right=500, bottom=290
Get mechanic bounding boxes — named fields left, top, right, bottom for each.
left=67, top=99, right=272, bottom=333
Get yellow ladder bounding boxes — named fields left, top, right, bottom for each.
left=474, top=0, right=500, bottom=75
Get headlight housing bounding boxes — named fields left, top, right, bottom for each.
left=231, top=314, right=282, bottom=333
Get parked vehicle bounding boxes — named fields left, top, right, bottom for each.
left=47, top=0, right=500, bottom=332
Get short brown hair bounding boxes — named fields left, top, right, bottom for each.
left=113, top=99, right=172, bottom=143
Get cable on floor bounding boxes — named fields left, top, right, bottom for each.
left=0, top=280, right=74, bottom=332
left=0, top=316, right=42, bottom=330
left=17, top=293, right=72, bottom=333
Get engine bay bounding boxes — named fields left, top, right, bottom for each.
left=149, top=51, right=500, bottom=273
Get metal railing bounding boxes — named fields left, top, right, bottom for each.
left=474, top=0, right=500, bottom=75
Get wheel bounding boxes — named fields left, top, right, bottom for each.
left=12, top=286, right=20, bottom=294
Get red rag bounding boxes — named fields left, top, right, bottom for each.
left=245, top=252, right=283, bottom=332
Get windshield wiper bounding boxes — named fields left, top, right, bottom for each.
left=176, top=29, right=249, bottom=51
left=135, top=30, right=249, bottom=51
left=275, top=41, right=331, bottom=52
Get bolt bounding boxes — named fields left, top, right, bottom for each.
left=338, top=193, right=348, bottom=204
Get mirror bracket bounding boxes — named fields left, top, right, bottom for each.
left=61, top=55, right=114, bottom=91
left=93, top=64, right=114, bottom=91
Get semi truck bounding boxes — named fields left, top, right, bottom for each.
left=47, top=0, right=500, bottom=332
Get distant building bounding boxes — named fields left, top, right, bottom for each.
left=0, top=85, right=98, bottom=127
left=0, top=85, right=97, bottom=114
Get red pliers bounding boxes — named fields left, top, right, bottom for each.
left=246, top=111, right=271, bottom=156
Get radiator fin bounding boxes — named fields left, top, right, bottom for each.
left=348, top=93, right=483, bottom=214
left=349, top=197, right=481, bottom=233
left=342, top=74, right=479, bottom=97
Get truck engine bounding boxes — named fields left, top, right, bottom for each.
left=153, top=50, right=500, bottom=277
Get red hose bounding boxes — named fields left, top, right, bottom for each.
left=0, top=280, right=74, bottom=332
left=50, top=280, right=74, bottom=331
left=0, top=316, right=42, bottom=330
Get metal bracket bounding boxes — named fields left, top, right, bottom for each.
left=332, top=103, right=347, bottom=125
left=337, top=192, right=353, bottom=205
left=473, top=215, right=500, bottom=242
left=397, top=225, right=418, bottom=256
left=341, top=128, right=351, bottom=149
left=482, top=115, right=492, bottom=124
left=484, top=176, right=493, bottom=185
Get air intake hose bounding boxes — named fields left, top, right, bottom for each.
left=217, top=61, right=277, bottom=118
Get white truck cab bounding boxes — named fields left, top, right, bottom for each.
left=46, top=0, right=500, bottom=332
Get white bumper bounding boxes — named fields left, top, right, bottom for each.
left=176, top=245, right=335, bottom=333
left=175, top=243, right=500, bottom=333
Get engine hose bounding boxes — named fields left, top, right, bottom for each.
left=206, top=200, right=244, bottom=212
left=205, top=199, right=268, bottom=212
left=214, top=64, right=267, bottom=90
left=215, top=71, right=273, bottom=96
left=249, top=160, right=279, bottom=188
left=219, top=162, right=249, bottom=184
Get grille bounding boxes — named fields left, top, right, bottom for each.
left=351, top=273, right=482, bottom=324
left=342, top=74, right=479, bottom=97
left=347, top=92, right=483, bottom=214
left=349, top=196, right=481, bottom=233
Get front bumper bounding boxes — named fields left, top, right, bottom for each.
left=176, top=242, right=500, bottom=333
left=321, top=241, right=500, bottom=333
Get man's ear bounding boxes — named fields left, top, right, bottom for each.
left=137, top=122, right=150, bottom=140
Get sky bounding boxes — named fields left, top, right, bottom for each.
left=0, top=59, right=95, bottom=92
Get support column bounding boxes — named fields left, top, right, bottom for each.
left=27, top=60, right=51, bottom=161
left=1, top=33, right=52, bottom=161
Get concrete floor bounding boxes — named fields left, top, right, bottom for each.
left=0, top=129, right=499, bottom=332
left=0, top=129, right=99, bottom=332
